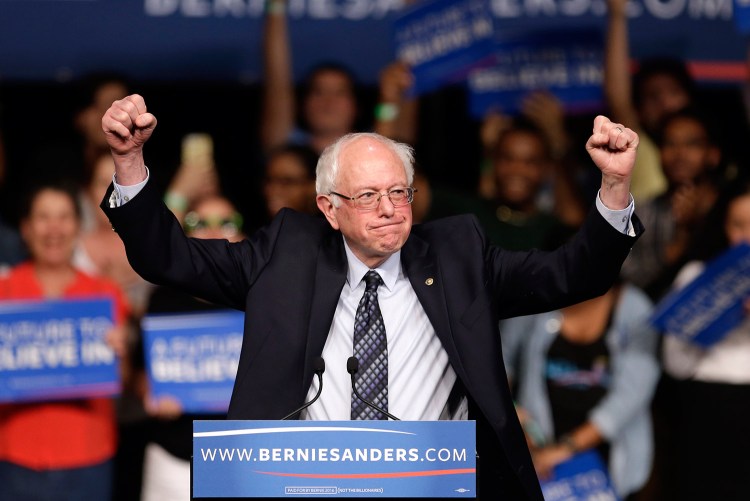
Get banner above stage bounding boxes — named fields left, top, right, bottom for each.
left=0, top=0, right=746, bottom=84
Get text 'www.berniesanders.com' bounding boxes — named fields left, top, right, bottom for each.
left=199, top=447, right=468, bottom=463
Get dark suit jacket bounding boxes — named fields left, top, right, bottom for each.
left=103, top=180, right=642, bottom=500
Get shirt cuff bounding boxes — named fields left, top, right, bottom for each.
left=595, top=190, right=635, bottom=237
left=109, top=168, right=150, bottom=208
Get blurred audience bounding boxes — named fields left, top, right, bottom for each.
left=1, top=73, right=130, bottom=237
left=605, top=0, right=695, bottom=202
left=478, top=92, right=587, bottom=229
left=163, top=133, right=221, bottom=224
left=0, top=105, right=5, bottom=189
left=481, top=119, right=579, bottom=250
left=501, top=281, right=659, bottom=499
left=262, top=143, right=319, bottom=219
left=74, top=75, right=130, bottom=176
left=408, top=167, right=493, bottom=225
left=0, top=181, right=128, bottom=500
left=261, top=0, right=422, bottom=155
left=620, top=107, right=723, bottom=300
left=261, top=0, right=359, bottom=154
left=0, top=99, right=27, bottom=267
left=33, top=74, right=130, bottom=188
left=372, top=60, right=419, bottom=145
left=0, top=220, right=25, bottom=269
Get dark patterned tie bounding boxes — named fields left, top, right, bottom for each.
left=351, top=270, right=388, bottom=420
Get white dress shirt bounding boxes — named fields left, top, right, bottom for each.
left=302, top=242, right=460, bottom=420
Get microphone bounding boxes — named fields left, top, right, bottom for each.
left=347, top=356, right=400, bottom=421
left=281, top=357, right=325, bottom=420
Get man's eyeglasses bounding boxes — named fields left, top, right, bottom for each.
left=329, top=187, right=416, bottom=211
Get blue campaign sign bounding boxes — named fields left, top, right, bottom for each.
left=0, top=298, right=118, bottom=402
left=393, top=0, right=497, bottom=95
left=651, top=243, right=750, bottom=347
left=193, top=420, right=476, bottom=498
left=142, top=310, right=244, bottom=413
left=467, top=30, right=603, bottom=117
left=541, top=451, right=619, bottom=501
left=735, top=0, right=750, bottom=33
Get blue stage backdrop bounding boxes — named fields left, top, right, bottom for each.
left=0, top=0, right=746, bottom=84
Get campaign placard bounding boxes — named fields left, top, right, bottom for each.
left=541, top=451, right=619, bottom=501
left=193, top=420, right=476, bottom=498
left=651, top=243, right=750, bottom=347
left=142, top=310, right=244, bottom=413
left=393, top=0, right=496, bottom=95
left=467, top=30, right=604, bottom=118
left=735, top=0, right=750, bottom=34
left=0, top=298, right=118, bottom=402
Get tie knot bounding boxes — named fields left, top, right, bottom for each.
left=363, top=270, right=383, bottom=292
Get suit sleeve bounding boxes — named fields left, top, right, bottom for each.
left=488, top=205, right=644, bottom=319
left=101, top=180, right=281, bottom=311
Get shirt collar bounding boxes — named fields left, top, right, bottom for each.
left=342, top=237, right=401, bottom=293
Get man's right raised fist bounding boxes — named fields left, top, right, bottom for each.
left=101, top=94, right=157, bottom=157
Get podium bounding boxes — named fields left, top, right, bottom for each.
left=192, top=420, right=476, bottom=499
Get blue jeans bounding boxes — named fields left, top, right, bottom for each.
left=0, top=459, right=113, bottom=500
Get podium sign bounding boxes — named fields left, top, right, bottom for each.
left=0, top=298, right=118, bottom=402
left=193, top=420, right=476, bottom=498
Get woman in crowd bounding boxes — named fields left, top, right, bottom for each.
left=0, top=181, right=128, bottom=500
left=501, top=280, right=659, bottom=499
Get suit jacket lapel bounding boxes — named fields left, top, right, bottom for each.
left=302, top=231, right=467, bottom=389
left=401, top=234, right=466, bottom=378
left=304, top=232, right=347, bottom=382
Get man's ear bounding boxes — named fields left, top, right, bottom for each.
left=316, top=194, right=340, bottom=230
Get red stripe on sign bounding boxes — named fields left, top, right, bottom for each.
left=254, top=468, right=476, bottom=479
left=631, top=60, right=748, bottom=83
left=687, top=61, right=748, bottom=82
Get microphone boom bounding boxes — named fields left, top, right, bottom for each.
left=281, top=357, right=326, bottom=420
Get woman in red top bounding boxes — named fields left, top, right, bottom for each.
left=0, top=182, right=128, bottom=500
